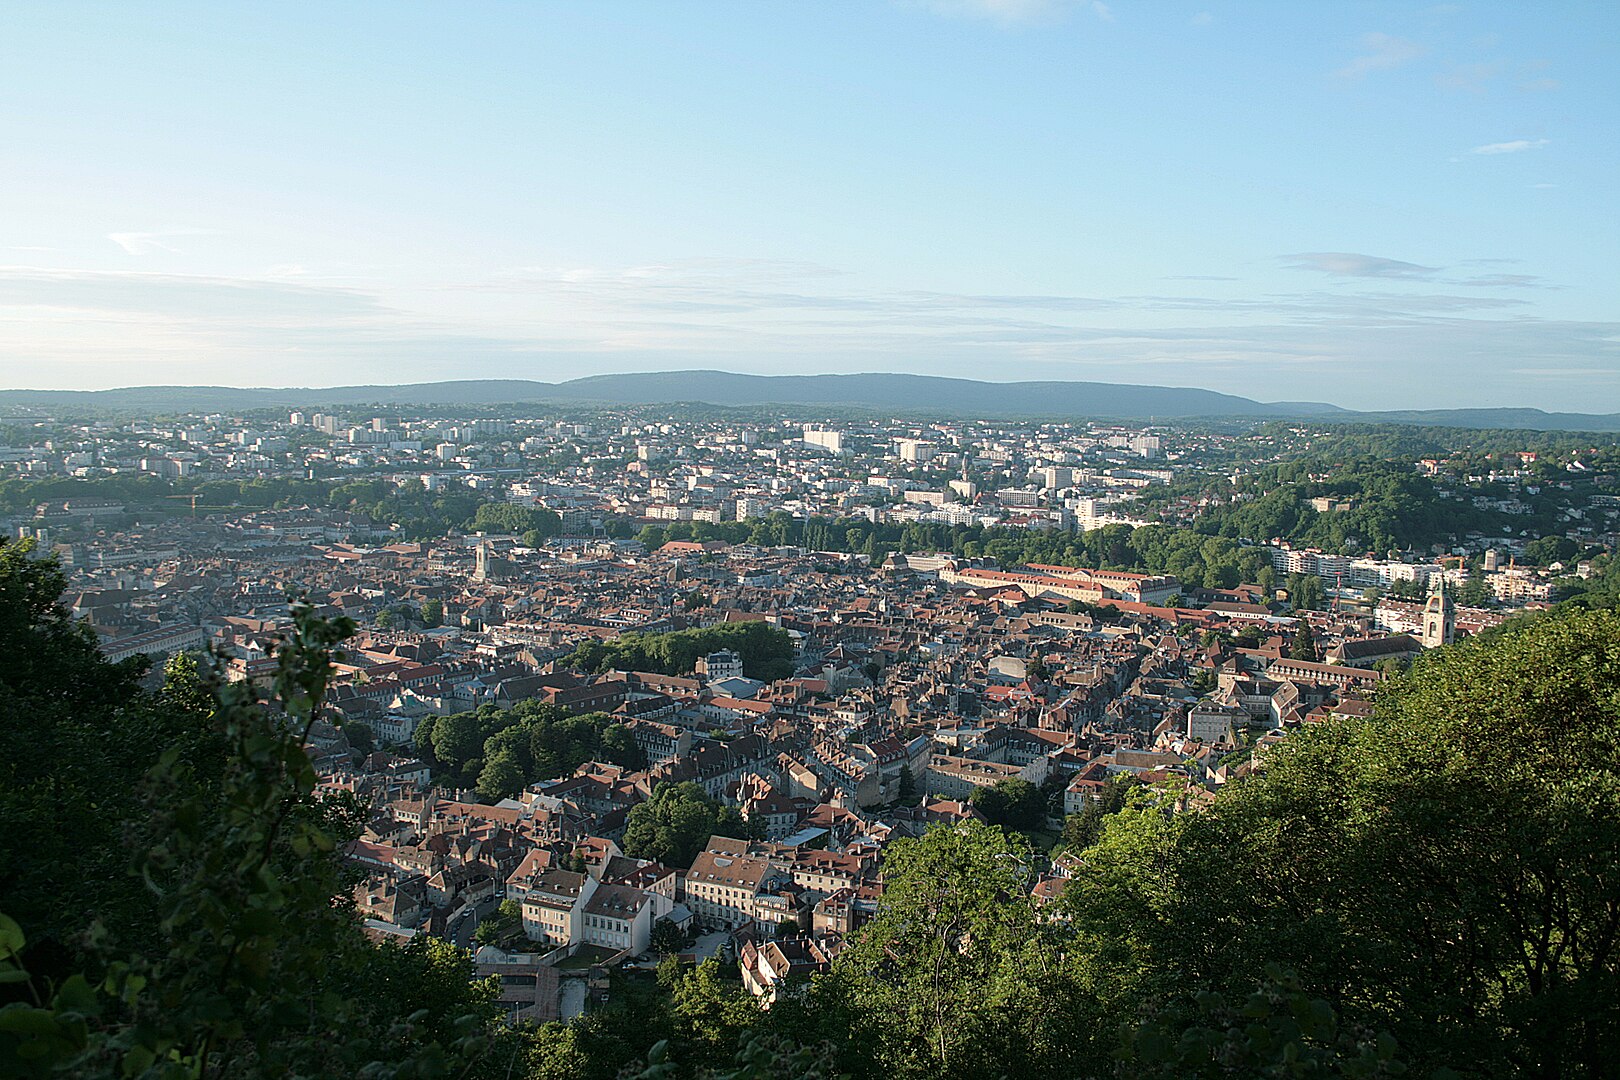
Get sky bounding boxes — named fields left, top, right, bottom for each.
left=1, top=1, right=1616, bottom=410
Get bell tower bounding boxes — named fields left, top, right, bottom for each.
left=1421, top=574, right=1455, bottom=648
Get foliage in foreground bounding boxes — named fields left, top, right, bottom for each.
left=0, top=539, right=504, bottom=1077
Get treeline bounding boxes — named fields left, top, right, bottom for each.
left=635, top=513, right=1274, bottom=590
left=1190, top=458, right=1497, bottom=554
left=567, top=621, right=796, bottom=683
left=0, top=473, right=561, bottom=542
left=1252, top=421, right=1620, bottom=462
left=414, top=701, right=642, bottom=801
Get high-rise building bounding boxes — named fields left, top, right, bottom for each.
left=802, top=426, right=846, bottom=455
left=897, top=438, right=937, bottom=463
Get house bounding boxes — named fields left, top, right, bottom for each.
left=520, top=870, right=594, bottom=945
left=684, top=839, right=782, bottom=930
left=739, top=938, right=832, bottom=1005
left=580, top=883, right=655, bottom=954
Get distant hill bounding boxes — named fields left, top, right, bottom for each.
left=1, top=370, right=1616, bottom=430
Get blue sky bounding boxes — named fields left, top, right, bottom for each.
left=1, top=1, right=1615, bottom=409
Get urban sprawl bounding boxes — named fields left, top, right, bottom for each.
left=6, top=405, right=1617, bottom=1022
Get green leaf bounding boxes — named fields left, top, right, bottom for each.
left=0, top=913, right=24, bottom=957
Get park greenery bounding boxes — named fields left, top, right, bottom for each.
left=566, top=621, right=797, bottom=683
left=966, top=777, right=1046, bottom=831
left=413, top=701, right=643, bottom=801
left=621, top=783, right=756, bottom=869
left=4, top=535, right=1620, bottom=1078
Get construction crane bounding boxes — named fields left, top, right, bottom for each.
left=1436, top=554, right=1469, bottom=593
left=166, top=493, right=201, bottom=517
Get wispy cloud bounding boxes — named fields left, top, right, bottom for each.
left=1458, top=273, right=1549, bottom=289
left=1190, top=11, right=1213, bottom=27
left=106, top=228, right=214, bottom=255
left=1470, top=138, right=1549, bottom=155
left=1090, top=2, right=1113, bottom=22
left=2, top=261, right=1612, bottom=410
left=1282, top=253, right=1440, bottom=280
left=0, top=267, right=390, bottom=321
left=1336, top=33, right=1425, bottom=79
left=1435, top=62, right=1501, bottom=92
left=909, top=0, right=1073, bottom=25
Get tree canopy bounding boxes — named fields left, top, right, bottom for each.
left=621, top=783, right=753, bottom=868
left=414, top=701, right=643, bottom=798
left=0, top=542, right=507, bottom=1076
left=567, top=621, right=796, bottom=683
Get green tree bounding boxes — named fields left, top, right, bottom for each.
left=666, top=958, right=764, bottom=1073
left=0, top=594, right=506, bottom=1077
left=1071, top=607, right=1620, bottom=1079
left=895, top=764, right=919, bottom=807
left=1126, top=964, right=1409, bottom=1078
left=476, top=750, right=527, bottom=802
left=473, top=899, right=522, bottom=947
left=650, top=917, right=687, bottom=955
left=827, top=821, right=1091, bottom=1078
left=1061, top=774, right=1141, bottom=851
left=0, top=538, right=198, bottom=975
left=969, top=778, right=1045, bottom=831
left=622, top=782, right=749, bottom=868
left=1288, top=573, right=1325, bottom=612
left=1289, top=620, right=1317, bottom=661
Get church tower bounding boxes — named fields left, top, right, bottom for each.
left=1421, top=574, right=1455, bottom=648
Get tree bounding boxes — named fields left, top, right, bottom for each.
left=476, top=750, right=527, bottom=802
left=667, top=958, right=765, bottom=1073
left=1126, top=964, right=1408, bottom=1078
left=969, top=778, right=1045, bottom=831
left=1062, top=774, right=1141, bottom=851
left=828, top=821, right=1094, bottom=1078
left=0, top=591, right=506, bottom=1076
left=622, top=782, right=748, bottom=868
left=0, top=538, right=189, bottom=975
left=1070, top=607, right=1620, bottom=1079
left=1288, top=572, right=1325, bottom=612
left=1288, top=620, right=1317, bottom=661
left=895, top=764, right=919, bottom=807
left=421, top=597, right=444, bottom=628
left=650, top=917, right=686, bottom=956
left=346, top=720, right=374, bottom=755
left=474, top=899, right=522, bottom=947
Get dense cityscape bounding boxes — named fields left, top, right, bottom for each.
left=5, top=396, right=1620, bottom=1075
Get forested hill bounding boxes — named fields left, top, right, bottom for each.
left=3, top=371, right=1618, bottom=429
left=4, top=536, right=1620, bottom=1078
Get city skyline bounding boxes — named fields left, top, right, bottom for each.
left=3, top=1, right=1616, bottom=409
